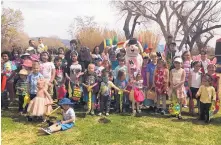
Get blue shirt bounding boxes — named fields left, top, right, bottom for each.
left=115, top=79, right=128, bottom=89
left=111, top=60, right=119, bottom=70
left=27, top=72, right=44, bottom=94
left=146, top=62, right=156, bottom=84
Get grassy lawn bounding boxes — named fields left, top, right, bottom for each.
left=1, top=74, right=221, bottom=145
left=1, top=107, right=221, bottom=145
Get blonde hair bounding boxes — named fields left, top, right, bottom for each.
left=150, top=52, right=157, bottom=59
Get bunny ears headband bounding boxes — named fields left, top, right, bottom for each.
left=192, top=54, right=217, bottom=65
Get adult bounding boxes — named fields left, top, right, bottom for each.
left=29, top=39, right=37, bottom=53
left=37, top=38, right=45, bottom=53
left=78, top=46, right=91, bottom=72
left=91, top=46, right=103, bottom=64
left=65, top=39, right=79, bottom=66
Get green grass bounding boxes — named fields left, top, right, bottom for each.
left=1, top=108, right=221, bottom=145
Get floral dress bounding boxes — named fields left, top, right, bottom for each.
left=154, top=68, right=167, bottom=95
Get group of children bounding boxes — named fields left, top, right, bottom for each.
left=1, top=39, right=220, bottom=135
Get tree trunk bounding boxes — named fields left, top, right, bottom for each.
left=130, top=14, right=140, bottom=38
left=123, top=10, right=132, bottom=40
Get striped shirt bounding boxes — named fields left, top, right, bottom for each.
left=16, top=79, right=28, bottom=96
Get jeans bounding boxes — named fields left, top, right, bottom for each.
left=18, top=95, right=25, bottom=112
left=100, top=95, right=111, bottom=113
left=200, top=102, right=211, bottom=122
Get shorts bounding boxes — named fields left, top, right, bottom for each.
left=57, top=121, right=74, bottom=131
left=83, top=91, right=96, bottom=103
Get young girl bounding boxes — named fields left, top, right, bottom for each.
left=95, top=57, right=105, bottom=77
left=143, top=52, right=157, bottom=109
left=196, top=74, right=216, bottom=123
left=170, top=57, right=186, bottom=119
left=15, top=69, right=29, bottom=114
left=39, top=51, right=56, bottom=96
left=200, top=51, right=210, bottom=74
left=54, top=57, right=66, bottom=100
left=130, top=72, right=145, bottom=114
left=82, top=64, right=98, bottom=115
left=57, top=47, right=67, bottom=68
left=114, top=56, right=128, bottom=81
left=41, top=98, right=75, bottom=135
left=65, top=51, right=83, bottom=98
left=27, top=79, right=53, bottom=121
left=207, top=64, right=220, bottom=100
left=102, top=59, right=111, bottom=72
left=182, top=51, right=192, bottom=108
left=188, top=61, right=202, bottom=114
left=98, top=69, right=122, bottom=116
left=141, top=53, right=150, bottom=88
left=1, top=51, right=17, bottom=103
left=114, top=70, right=129, bottom=113
left=27, top=62, right=44, bottom=100
left=153, top=58, right=169, bottom=115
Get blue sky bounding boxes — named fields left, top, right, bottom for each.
left=2, top=0, right=221, bottom=47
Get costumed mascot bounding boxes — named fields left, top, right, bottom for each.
left=124, top=38, right=144, bottom=75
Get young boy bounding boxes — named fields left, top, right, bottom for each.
left=98, top=69, right=121, bottom=116
left=16, top=69, right=29, bottom=114
left=82, top=63, right=98, bottom=115
left=41, top=98, right=75, bottom=135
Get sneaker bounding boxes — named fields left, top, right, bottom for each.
left=178, top=114, right=182, bottom=120
left=106, top=113, right=109, bottom=116
left=90, top=110, right=95, bottom=115
left=183, top=105, right=188, bottom=108
left=161, top=110, right=166, bottom=115
left=132, top=110, right=136, bottom=114
left=137, top=109, right=141, bottom=113
left=98, top=112, right=102, bottom=116
left=41, top=128, right=52, bottom=135
left=27, top=116, right=33, bottom=122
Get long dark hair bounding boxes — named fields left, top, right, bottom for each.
left=92, top=46, right=102, bottom=54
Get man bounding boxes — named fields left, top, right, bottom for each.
left=37, top=38, right=45, bottom=53
left=28, top=39, right=37, bottom=53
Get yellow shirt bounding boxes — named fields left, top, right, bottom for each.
left=196, top=85, right=216, bottom=103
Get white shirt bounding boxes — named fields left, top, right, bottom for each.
left=202, top=60, right=208, bottom=74
left=190, top=70, right=202, bottom=88
left=62, top=108, right=75, bottom=122
left=95, top=66, right=104, bottom=77
left=70, top=63, right=82, bottom=82
left=40, top=62, right=55, bottom=81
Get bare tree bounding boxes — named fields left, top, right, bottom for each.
left=114, top=0, right=221, bottom=51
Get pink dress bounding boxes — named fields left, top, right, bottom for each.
left=154, top=68, right=167, bottom=95
left=27, top=95, right=53, bottom=116
left=171, top=68, right=186, bottom=99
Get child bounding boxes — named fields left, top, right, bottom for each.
left=15, top=69, right=29, bottom=114
left=95, top=57, right=105, bottom=77
left=98, top=69, right=121, bottom=116
left=200, top=51, right=210, bottom=74
left=108, top=46, right=119, bottom=70
left=188, top=61, right=202, bottom=114
left=169, top=57, right=186, bottom=119
left=41, top=98, right=75, bottom=135
left=130, top=72, right=145, bottom=114
left=82, top=63, right=98, bottom=115
left=57, top=47, right=67, bottom=68
left=182, top=51, right=192, bottom=108
left=153, top=58, right=169, bottom=115
left=27, top=62, right=44, bottom=100
left=27, top=79, right=53, bottom=122
left=141, top=53, right=150, bottom=88
left=114, top=56, right=128, bottom=81
left=143, top=52, right=157, bottom=109
left=115, top=70, right=129, bottom=113
left=65, top=51, right=83, bottom=98
left=54, top=57, right=66, bottom=100
left=1, top=51, right=17, bottom=103
left=21, top=59, right=33, bottom=73
left=207, top=64, right=220, bottom=100
left=39, top=51, right=56, bottom=96
left=196, top=74, right=216, bottom=123
left=78, top=46, right=91, bottom=72
left=102, top=59, right=111, bottom=72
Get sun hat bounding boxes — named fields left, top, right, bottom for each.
left=21, top=53, right=30, bottom=59
left=19, top=69, right=28, bottom=75
left=22, top=59, right=33, bottom=67
left=174, top=57, right=183, bottom=63
left=58, top=98, right=74, bottom=106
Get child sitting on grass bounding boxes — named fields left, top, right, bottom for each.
left=41, top=98, right=75, bottom=135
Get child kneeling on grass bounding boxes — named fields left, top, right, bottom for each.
left=41, top=98, right=75, bottom=135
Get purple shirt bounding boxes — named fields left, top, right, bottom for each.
left=141, top=66, right=147, bottom=86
